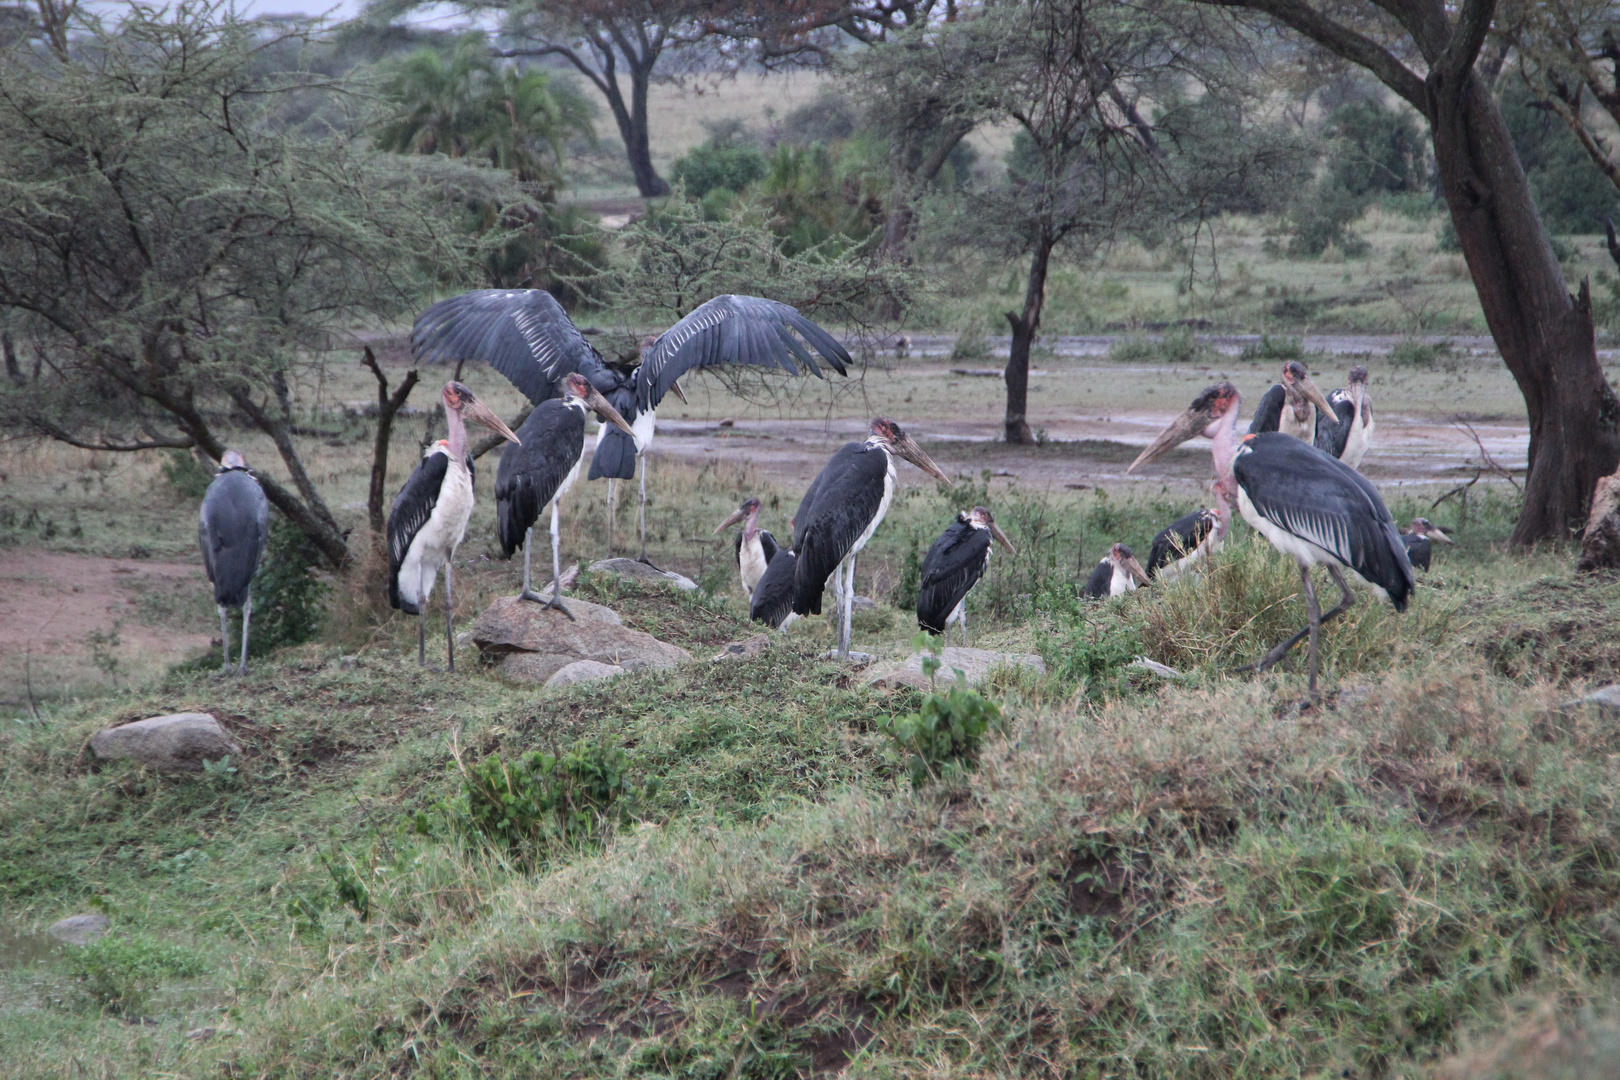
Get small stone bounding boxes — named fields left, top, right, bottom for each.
left=336, top=655, right=359, bottom=669
left=850, top=596, right=878, bottom=613
left=588, top=558, right=698, bottom=591
left=712, top=635, right=771, bottom=662
left=824, top=649, right=875, bottom=664
left=544, top=660, right=626, bottom=688
left=90, top=713, right=243, bottom=773
left=48, top=913, right=109, bottom=945
left=1560, top=684, right=1620, bottom=713
left=1128, top=657, right=1182, bottom=679
left=185, top=1027, right=216, bottom=1041
left=865, top=647, right=1045, bottom=690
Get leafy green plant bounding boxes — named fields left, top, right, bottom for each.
left=248, top=516, right=330, bottom=654
left=672, top=141, right=767, bottom=199
left=1287, top=179, right=1370, bottom=258
left=451, top=741, right=645, bottom=858
left=878, top=641, right=1002, bottom=787
left=1239, top=333, right=1306, bottom=361
left=1038, top=610, right=1143, bottom=699
left=319, top=848, right=371, bottom=921
left=1389, top=338, right=1455, bottom=366
left=160, top=450, right=214, bottom=499
left=68, top=932, right=205, bottom=1015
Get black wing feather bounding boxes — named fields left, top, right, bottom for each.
left=792, top=443, right=888, bottom=615
left=1314, top=390, right=1354, bottom=458
left=494, top=399, right=587, bottom=556
left=1147, top=509, right=1215, bottom=577
left=1248, top=383, right=1285, bottom=435
left=917, top=519, right=990, bottom=632
left=1234, top=433, right=1414, bottom=610
left=387, top=450, right=450, bottom=612
left=758, top=528, right=780, bottom=564
left=411, top=289, right=609, bottom=405
left=635, top=295, right=852, bottom=412
left=1082, top=559, right=1114, bottom=599
left=750, top=549, right=798, bottom=628
left=1402, top=533, right=1432, bottom=571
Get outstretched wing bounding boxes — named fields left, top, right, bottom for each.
left=635, top=295, right=852, bottom=412
left=412, top=289, right=608, bottom=404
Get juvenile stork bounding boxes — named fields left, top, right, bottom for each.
left=713, top=497, right=781, bottom=601
left=199, top=450, right=270, bottom=675
left=495, top=373, right=635, bottom=615
left=1248, top=361, right=1335, bottom=442
left=411, top=290, right=851, bottom=563
left=1082, top=542, right=1149, bottom=599
left=1130, top=382, right=1413, bottom=697
left=1400, top=517, right=1454, bottom=571
left=917, top=507, right=1016, bottom=644
left=1313, top=365, right=1376, bottom=469
left=792, top=417, right=951, bottom=659
left=387, top=382, right=520, bottom=670
left=1146, top=477, right=1235, bottom=583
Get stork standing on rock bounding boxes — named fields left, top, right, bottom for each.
left=1248, top=361, right=1335, bottom=442
left=387, top=382, right=521, bottom=670
left=1313, top=365, right=1376, bottom=469
left=1146, top=478, right=1236, bottom=583
left=714, top=497, right=781, bottom=602
left=917, top=507, right=1016, bottom=645
left=199, top=450, right=269, bottom=675
left=1130, top=382, right=1413, bottom=697
left=495, top=373, right=635, bottom=616
left=792, top=417, right=951, bottom=659
left=411, top=290, right=851, bottom=564
left=1082, top=542, right=1149, bottom=599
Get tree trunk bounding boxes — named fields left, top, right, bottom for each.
left=1003, top=237, right=1053, bottom=445
left=626, top=60, right=669, bottom=198
left=880, top=121, right=975, bottom=260
left=361, top=347, right=418, bottom=545
left=1431, top=69, right=1620, bottom=542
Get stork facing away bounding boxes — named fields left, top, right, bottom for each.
left=1400, top=517, right=1454, bottom=571
left=1146, top=477, right=1235, bottom=583
left=917, top=507, right=1016, bottom=645
left=714, top=497, right=781, bottom=601
left=1313, top=365, right=1376, bottom=469
left=495, top=373, right=635, bottom=616
left=1130, top=382, right=1413, bottom=697
left=748, top=546, right=799, bottom=630
left=793, top=417, right=951, bottom=659
left=411, top=289, right=851, bottom=564
left=1248, top=361, right=1335, bottom=442
left=199, top=450, right=270, bottom=675
left=1083, top=542, right=1149, bottom=599
left=387, top=382, right=520, bottom=670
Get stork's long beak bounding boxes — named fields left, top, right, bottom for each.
left=465, top=398, right=521, bottom=445
left=1128, top=406, right=1211, bottom=474
left=669, top=380, right=688, bottom=405
left=584, top=386, right=636, bottom=436
left=1122, top=553, right=1150, bottom=587
left=1429, top=526, right=1456, bottom=545
left=713, top=507, right=747, bottom=535
left=896, top=433, right=951, bottom=484
left=1298, top=375, right=1335, bottom=419
left=989, top=521, right=1017, bottom=555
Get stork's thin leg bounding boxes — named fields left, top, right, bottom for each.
left=417, top=565, right=427, bottom=668
left=1244, top=564, right=1359, bottom=674
left=544, top=499, right=575, bottom=621
left=218, top=604, right=231, bottom=672
left=444, top=558, right=455, bottom=674
left=839, top=556, right=855, bottom=660
left=1300, top=564, right=1322, bottom=697
left=519, top=527, right=547, bottom=603
left=960, top=605, right=968, bottom=649
left=635, top=456, right=663, bottom=569
left=238, top=596, right=253, bottom=676
left=606, top=479, right=616, bottom=556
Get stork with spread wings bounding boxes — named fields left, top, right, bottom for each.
left=411, top=290, right=852, bottom=563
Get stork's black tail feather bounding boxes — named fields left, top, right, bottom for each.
left=750, top=550, right=798, bottom=628
left=588, top=427, right=638, bottom=480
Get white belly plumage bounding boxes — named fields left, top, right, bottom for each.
left=739, top=534, right=770, bottom=597
left=1237, top=485, right=1390, bottom=602
left=1110, top=565, right=1138, bottom=596
left=1341, top=413, right=1374, bottom=470
left=848, top=459, right=896, bottom=559
left=396, top=459, right=474, bottom=612
left=1280, top=404, right=1316, bottom=442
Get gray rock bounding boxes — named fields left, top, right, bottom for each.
left=48, top=913, right=109, bottom=945
left=544, top=659, right=626, bottom=688
left=712, top=634, right=771, bottom=662
left=1560, top=684, right=1620, bottom=713
left=1128, top=657, right=1183, bottom=680
left=89, top=713, right=242, bottom=773
left=850, top=596, right=878, bottom=613
left=589, top=558, right=698, bottom=591
left=865, top=647, right=1046, bottom=691
left=824, top=649, right=875, bottom=664
left=472, top=596, right=689, bottom=685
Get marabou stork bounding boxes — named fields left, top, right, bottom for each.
left=748, top=547, right=799, bottom=630
left=1146, top=478, right=1235, bottom=583
left=1129, top=382, right=1413, bottom=696
left=495, top=373, right=635, bottom=616
left=1248, top=361, right=1335, bottom=442
left=1082, top=542, right=1149, bottom=599
left=1400, top=517, right=1454, bottom=571
left=792, top=417, right=951, bottom=659
left=713, top=497, right=782, bottom=601
left=1313, top=365, right=1375, bottom=469
left=411, top=289, right=852, bottom=563
left=917, top=507, right=1016, bottom=644
left=198, top=450, right=270, bottom=675
left=387, top=382, right=521, bottom=670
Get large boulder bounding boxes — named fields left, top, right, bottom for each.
left=48, top=913, right=109, bottom=945
left=89, top=713, right=242, bottom=773
left=865, top=647, right=1046, bottom=691
left=471, top=596, right=690, bottom=685
left=589, top=558, right=698, bottom=591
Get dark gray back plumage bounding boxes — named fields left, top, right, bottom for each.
left=586, top=382, right=640, bottom=481
left=198, top=467, right=269, bottom=608
left=1401, top=532, right=1432, bottom=571
left=750, top=548, right=798, bottom=628
left=917, top=515, right=990, bottom=633
left=1313, top=389, right=1355, bottom=459
left=792, top=442, right=890, bottom=616
left=1081, top=557, right=1115, bottom=599
left=1147, top=508, right=1218, bottom=578
left=1233, top=433, right=1414, bottom=610
left=495, top=399, right=587, bottom=556
left=387, top=449, right=450, bottom=613
left=1247, top=382, right=1287, bottom=435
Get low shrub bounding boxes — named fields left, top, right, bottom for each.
left=878, top=645, right=1002, bottom=787
left=450, top=741, right=647, bottom=859
left=69, top=932, right=205, bottom=1015
left=1240, top=332, right=1307, bottom=362
left=248, top=516, right=330, bottom=654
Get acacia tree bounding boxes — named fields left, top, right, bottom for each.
left=1196, top=0, right=1620, bottom=543
left=0, top=2, right=522, bottom=566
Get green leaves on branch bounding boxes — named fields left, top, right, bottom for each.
left=879, top=640, right=1003, bottom=789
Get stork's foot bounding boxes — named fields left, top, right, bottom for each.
left=517, top=588, right=552, bottom=604
left=542, top=596, right=577, bottom=622
left=212, top=666, right=236, bottom=679
left=634, top=554, right=666, bottom=573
